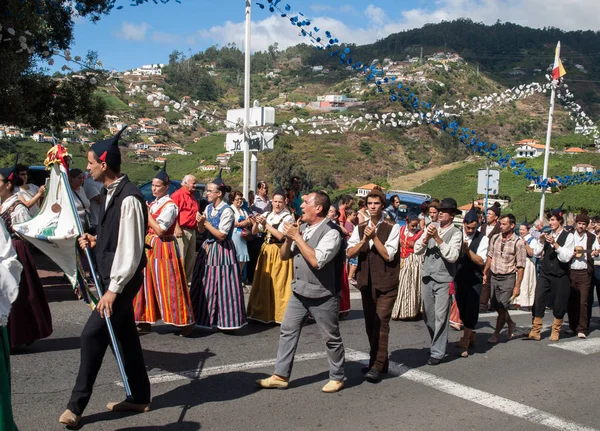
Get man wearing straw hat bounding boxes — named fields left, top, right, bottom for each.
left=60, top=128, right=151, bottom=427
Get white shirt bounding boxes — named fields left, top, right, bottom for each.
left=533, top=228, right=574, bottom=263
left=105, top=176, right=146, bottom=294
left=83, top=177, right=103, bottom=226
left=17, top=183, right=40, bottom=216
left=414, top=223, right=462, bottom=264
left=150, top=195, right=178, bottom=232
left=522, top=234, right=539, bottom=258
left=252, top=194, right=271, bottom=215
left=1, top=194, right=31, bottom=225
left=347, top=220, right=401, bottom=262
left=592, top=238, right=600, bottom=266
left=292, top=218, right=342, bottom=269
left=485, top=223, right=496, bottom=237
left=571, top=231, right=589, bottom=270
left=0, top=222, right=21, bottom=327
left=464, top=230, right=489, bottom=263
left=208, top=201, right=234, bottom=235
left=263, top=209, right=294, bottom=233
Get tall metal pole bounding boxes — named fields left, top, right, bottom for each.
left=250, top=152, right=258, bottom=193
left=243, top=0, right=252, bottom=199
left=485, top=162, right=490, bottom=214
left=539, top=46, right=560, bottom=221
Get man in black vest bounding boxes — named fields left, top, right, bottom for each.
left=347, top=189, right=400, bottom=383
left=479, top=202, right=502, bottom=312
left=529, top=208, right=574, bottom=341
left=60, top=128, right=151, bottom=427
left=256, top=191, right=345, bottom=393
left=455, top=205, right=488, bottom=358
left=567, top=213, right=596, bottom=338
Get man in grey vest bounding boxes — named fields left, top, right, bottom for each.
left=414, top=197, right=462, bottom=365
left=256, top=191, right=345, bottom=393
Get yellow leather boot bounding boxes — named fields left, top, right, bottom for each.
left=528, top=317, right=543, bottom=341
left=549, top=318, right=563, bottom=342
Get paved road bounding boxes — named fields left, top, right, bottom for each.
left=10, top=270, right=600, bottom=431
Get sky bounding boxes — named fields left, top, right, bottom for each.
left=69, top=0, right=600, bottom=72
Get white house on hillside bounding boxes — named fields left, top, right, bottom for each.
left=515, top=141, right=553, bottom=158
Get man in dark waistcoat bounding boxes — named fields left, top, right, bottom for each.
left=528, top=208, right=574, bottom=341
left=455, top=204, right=488, bottom=358
left=256, top=191, right=345, bottom=393
left=479, top=202, right=502, bottom=312
left=347, top=189, right=400, bottom=383
left=60, top=128, right=151, bottom=427
left=567, top=213, right=595, bottom=338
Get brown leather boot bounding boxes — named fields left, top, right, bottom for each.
left=528, top=317, right=543, bottom=341
left=458, top=336, right=470, bottom=358
left=549, top=318, right=563, bottom=341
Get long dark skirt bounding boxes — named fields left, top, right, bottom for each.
left=191, top=239, right=247, bottom=330
left=455, top=270, right=482, bottom=330
left=7, top=238, right=53, bottom=348
left=0, top=327, right=17, bottom=430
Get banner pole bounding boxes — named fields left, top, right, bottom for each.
left=52, top=139, right=132, bottom=398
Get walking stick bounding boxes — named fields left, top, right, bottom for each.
left=53, top=138, right=132, bottom=398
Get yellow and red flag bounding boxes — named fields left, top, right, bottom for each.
left=552, top=41, right=566, bottom=81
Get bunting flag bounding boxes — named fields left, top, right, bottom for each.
left=12, top=145, right=98, bottom=306
left=552, top=41, right=566, bottom=81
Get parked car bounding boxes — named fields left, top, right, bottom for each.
left=384, top=190, right=431, bottom=227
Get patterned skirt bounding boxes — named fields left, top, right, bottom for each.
left=392, top=252, right=423, bottom=320
left=0, top=327, right=17, bottom=431
left=134, top=234, right=194, bottom=326
left=247, top=242, right=293, bottom=324
left=7, top=238, right=53, bottom=348
left=191, top=239, right=247, bottom=330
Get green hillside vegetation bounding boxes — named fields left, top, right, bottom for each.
left=95, top=91, right=132, bottom=112
left=413, top=153, right=600, bottom=219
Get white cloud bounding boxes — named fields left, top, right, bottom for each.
left=196, top=0, right=599, bottom=53
left=115, top=22, right=150, bottom=41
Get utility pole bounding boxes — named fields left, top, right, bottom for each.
left=420, top=46, right=423, bottom=65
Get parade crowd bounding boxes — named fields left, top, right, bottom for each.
left=1, top=130, right=600, bottom=429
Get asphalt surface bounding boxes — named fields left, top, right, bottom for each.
left=10, top=261, right=600, bottom=430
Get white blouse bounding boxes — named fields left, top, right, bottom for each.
left=0, top=222, right=21, bottom=326
left=1, top=194, right=32, bottom=225
left=150, top=195, right=178, bottom=232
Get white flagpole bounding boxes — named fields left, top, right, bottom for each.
left=242, top=0, right=252, bottom=199
left=539, top=42, right=561, bottom=221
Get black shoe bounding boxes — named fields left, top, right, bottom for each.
left=427, top=357, right=442, bottom=366
left=364, top=368, right=381, bottom=383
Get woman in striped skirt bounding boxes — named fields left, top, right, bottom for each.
left=392, top=213, right=424, bottom=320
left=134, top=163, right=195, bottom=336
left=191, top=172, right=247, bottom=330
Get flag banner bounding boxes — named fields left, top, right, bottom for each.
left=13, top=146, right=98, bottom=306
left=552, top=41, right=566, bottom=81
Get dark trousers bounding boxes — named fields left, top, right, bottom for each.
left=587, top=266, right=600, bottom=326
left=67, top=273, right=150, bottom=415
left=360, top=285, right=397, bottom=372
left=568, top=269, right=592, bottom=333
left=479, top=282, right=491, bottom=311
left=533, top=272, right=570, bottom=319
left=455, top=277, right=482, bottom=330
left=246, top=236, right=264, bottom=284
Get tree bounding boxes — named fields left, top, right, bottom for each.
left=0, top=0, right=115, bottom=131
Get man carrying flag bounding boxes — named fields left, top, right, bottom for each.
left=59, top=128, right=151, bottom=427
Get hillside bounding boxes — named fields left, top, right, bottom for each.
left=2, top=20, right=599, bottom=203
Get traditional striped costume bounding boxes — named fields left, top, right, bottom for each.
left=191, top=201, right=247, bottom=330
left=134, top=195, right=195, bottom=327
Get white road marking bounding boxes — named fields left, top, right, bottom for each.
left=118, top=351, right=367, bottom=386
left=549, top=337, right=600, bottom=355
left=116, top=348, right=597, bottom=430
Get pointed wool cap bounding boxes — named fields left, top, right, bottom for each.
left=0, top=154, right=19, bottom=182
left=213, top=168, right=226, bottom=187
left=154, top=160, right=169, bottom=183
left=463, top=202, right=479, bottom=223
left=90, top=126, right=127, bottom=168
